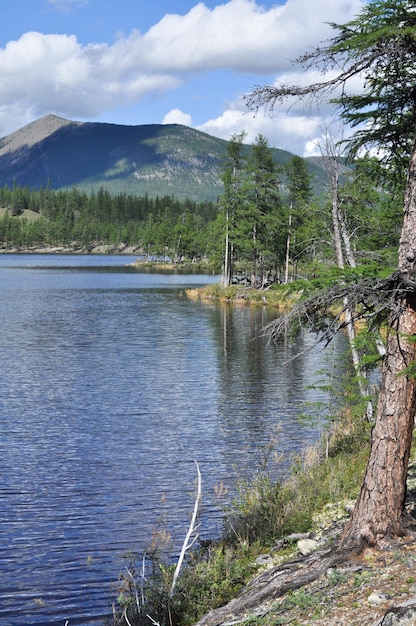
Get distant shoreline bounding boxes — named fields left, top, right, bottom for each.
left=0, top=244, right=144, bottom=255
left=0, top=245, right=218, bottom=273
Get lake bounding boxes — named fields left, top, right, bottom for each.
left=0, top=254, right=348, bottom=625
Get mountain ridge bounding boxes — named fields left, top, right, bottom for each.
left=0, top=114, right=78, bottom=155
left=0, top=115, right=327, bottom=202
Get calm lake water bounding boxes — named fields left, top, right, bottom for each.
left=0, top=255, right=348, bottom=626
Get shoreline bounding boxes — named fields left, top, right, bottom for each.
left=0, top=243, right=144, bottom=255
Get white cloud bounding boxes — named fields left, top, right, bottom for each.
left=198, top=102, right=326, bottom=156
left=304, top=140, right=322, bottom=157
left=195, top=51, right=366, bottom=155
left=0, top=102, right=38, bottom=138
left=47, top=0, right=88, bottom=10
left=0, top=31, right=182, bottom=127
left=162, top=109, right=193, bottom=126
left=142, top=0, right=364, bottom=73
left=0, top=0, right=367, bottom=151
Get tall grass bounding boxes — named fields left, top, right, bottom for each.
left=113, top=411, right=371, bottom=626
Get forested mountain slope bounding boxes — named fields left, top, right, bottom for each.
left=0, top=115, right=326, bottom=201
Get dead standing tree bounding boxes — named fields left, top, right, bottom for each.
left=318, top=125, right=374, bottom=419
left=247, top=0, right=416, bottom=551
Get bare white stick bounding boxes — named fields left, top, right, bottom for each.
left=126, top=567, right=141, bottom=614
left=169, top=457, right=202, bottom=598
left=123, top=606, right=133, bottom=626
left=140, top=553, right=146, bottom=607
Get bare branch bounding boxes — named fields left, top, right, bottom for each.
left=170, top=456, right=202, bottom=599
left=263, top=271, right=411, bottom=347
left=125, top=562, right=146, bottom=615
left=123, top=606, right=134, bottom=626
left=245, top=52, right=377, bottom=115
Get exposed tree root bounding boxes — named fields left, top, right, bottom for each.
left=195, top=544, right=351, bottom=626
left=196, top=522, right=416, bottom=626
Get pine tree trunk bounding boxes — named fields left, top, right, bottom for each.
left=340, top=141, right=416, bottom=549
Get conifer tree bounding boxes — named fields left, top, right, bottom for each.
left=284, top=155, right=313, bottom=279
left=219, top=132, right=247, bottom=286
left=248, top=0, right=416, bottom=549
left=242, top=134, right=282, bottom=286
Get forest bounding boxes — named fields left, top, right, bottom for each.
left=0, top=132, right=402, bottom=282
left=4, top=2, right=416, bottom=624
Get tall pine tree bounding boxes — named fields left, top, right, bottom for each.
left=248, top=0, right=416, bottom=549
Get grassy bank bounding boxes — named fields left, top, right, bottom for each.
left=113, top=411, right=371, bottom=626
left=113, top=276, right=379, bottom=626
left=133, top=259, right=219, bottom=273
left=185, top=281, right=304, bottom=312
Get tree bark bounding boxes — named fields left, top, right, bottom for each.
left=340, top=141, right=416, bottom=549
left=195, top=547, right=347, bottom=626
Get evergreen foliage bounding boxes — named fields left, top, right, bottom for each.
left=0, top=185, right=217, bottom=260
left=246, top=0, right=416, bottom=552
left=0, top=146, right=401, bottom=272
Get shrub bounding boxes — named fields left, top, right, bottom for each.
left=112, top=416, right=371, bottom=626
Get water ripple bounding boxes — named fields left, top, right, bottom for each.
left=0, top=255, right=348, bottom=625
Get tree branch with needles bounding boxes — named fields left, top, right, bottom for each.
left=262, top=270, right=415, bottom=349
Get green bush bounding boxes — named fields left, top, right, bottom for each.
left=113, top=417, right=371, bottom=626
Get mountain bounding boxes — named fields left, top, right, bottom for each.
left=0, top=114, right=326, bottom=202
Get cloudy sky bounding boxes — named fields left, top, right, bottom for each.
left=1, top=0, right=366, bottom=156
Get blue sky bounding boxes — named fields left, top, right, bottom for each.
left=0, top=0, right=366, bottom=155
